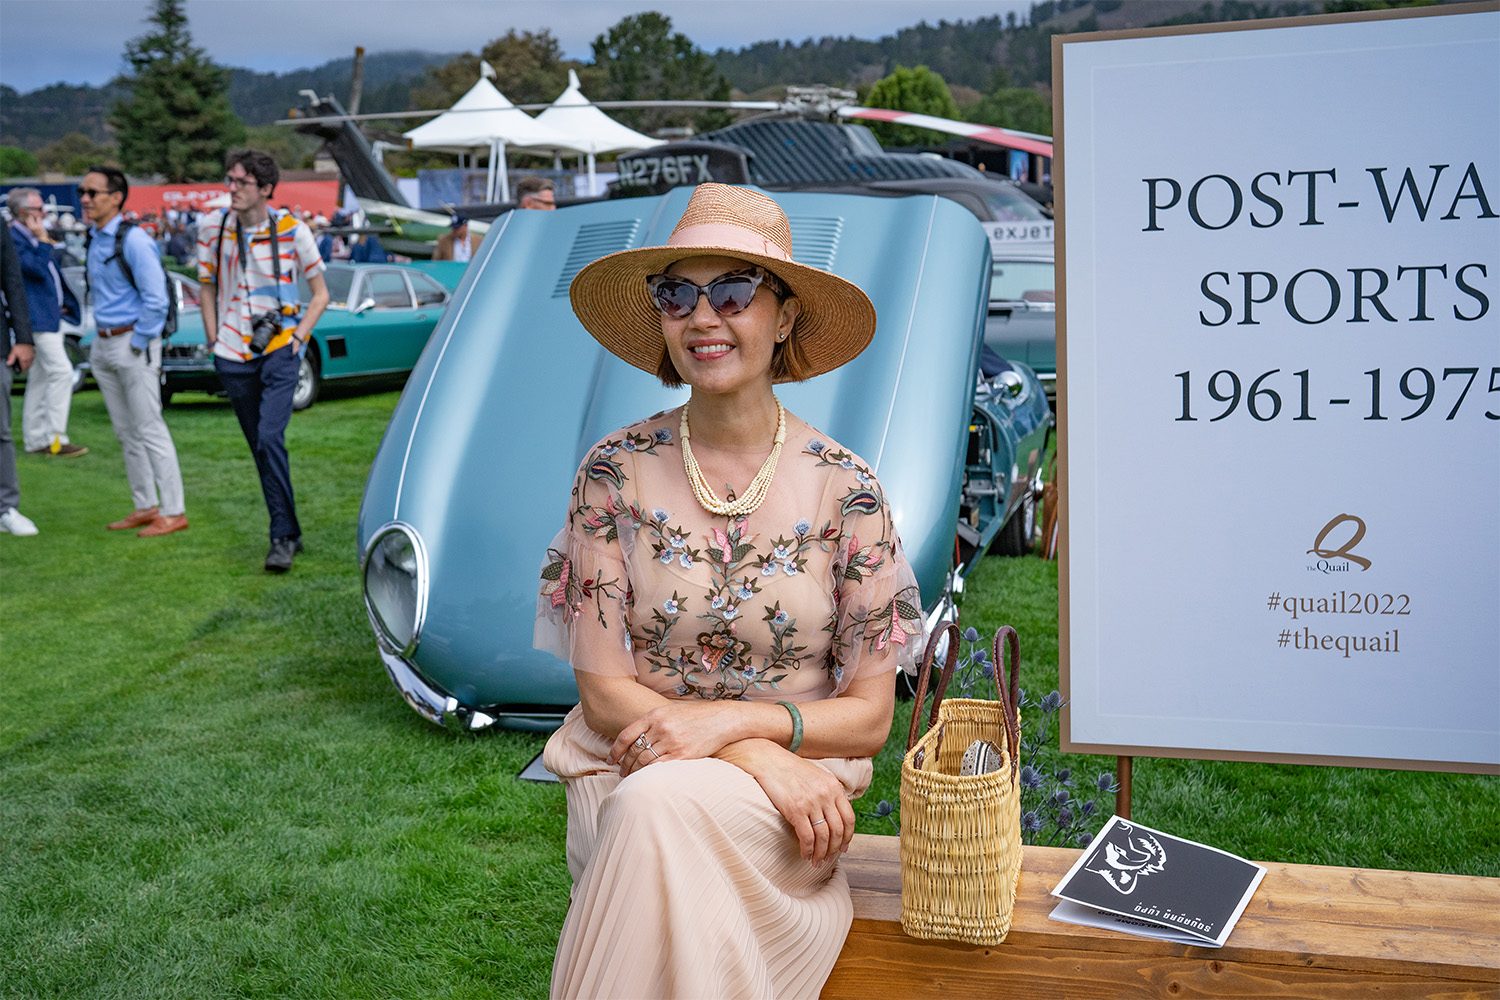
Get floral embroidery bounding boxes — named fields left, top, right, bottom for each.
left=542, top=416, right=920, bottom=699
left=541, top=547, right=627, bottom=627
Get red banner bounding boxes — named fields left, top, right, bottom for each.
left=126, top=180, right=342, bottom=219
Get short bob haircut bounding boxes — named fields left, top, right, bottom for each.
left=653, top=265, right=814, bottom=387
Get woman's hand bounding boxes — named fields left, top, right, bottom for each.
left=609, top=700, right=745, bottom=775
left=718, top=740, right=857, bottom=868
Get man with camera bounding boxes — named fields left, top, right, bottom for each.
left=82, top=165, right=188, bottom=538
left=198, top=149, right=329, bottom=572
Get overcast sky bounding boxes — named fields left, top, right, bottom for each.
left=1, top=0, right=1036, bottom=92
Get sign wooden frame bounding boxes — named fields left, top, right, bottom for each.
left=1053, top=1, right=1500, bottom=775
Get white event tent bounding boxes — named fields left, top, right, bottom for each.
left=402, top=75, right=571, bottom=202
left=533, top=70, right=662, bottom=195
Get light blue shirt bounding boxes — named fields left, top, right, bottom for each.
left=87, top=214, right=168, bottom=350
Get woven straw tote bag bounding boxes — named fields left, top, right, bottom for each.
left=900, top=623, right=1024, bottom=945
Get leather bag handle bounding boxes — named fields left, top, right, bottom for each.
left=906, top=620, right=961, bottom=751
left=992, top=625, right=1023, bottom=783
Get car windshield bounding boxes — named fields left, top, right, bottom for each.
left=984, top=187, right=1048, bottom=221
left=299, top=265, right=355, bottom=306
left=991, top=260, right=1055, bottom=303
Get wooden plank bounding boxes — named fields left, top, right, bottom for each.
left=824, top=928, right=1500, bottom=999
left=825, top=835, right=1500, bottom=999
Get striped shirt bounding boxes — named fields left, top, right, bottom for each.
left=197, top=209, right=324, bottom=361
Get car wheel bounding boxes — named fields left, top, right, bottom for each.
left=292, top=348, right=320, bottom=411
left=995, top=485, right=1036, bottom=557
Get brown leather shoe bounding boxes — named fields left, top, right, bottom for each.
left=137, top=514, right=189, bottom=537
left=108, top=507, right=159, bottom=530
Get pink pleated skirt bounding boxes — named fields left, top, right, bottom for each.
left=543, top=706, right=874, bottom=999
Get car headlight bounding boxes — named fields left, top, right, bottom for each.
left=995, top=369, right=1029, bottom=405
left=363, top=523, right=428, bottom=657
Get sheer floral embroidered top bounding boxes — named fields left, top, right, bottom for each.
left=537, top=407, right=924, bottom=701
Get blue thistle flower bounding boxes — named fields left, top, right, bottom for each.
left=963, top=627, right=979, bottom=642
left=1021, top=810, right=1042, bottom=833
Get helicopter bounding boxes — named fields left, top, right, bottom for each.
left=283, top=84, right=1052, bottom=258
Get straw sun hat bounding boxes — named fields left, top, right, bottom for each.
left=569, top=183, right=876, bottom=382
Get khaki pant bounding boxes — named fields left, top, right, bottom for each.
left=22, top=330, right=75, bottom=452
left=90, top=334, right=185, bottom=516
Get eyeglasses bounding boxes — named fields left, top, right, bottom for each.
left=77, top=187, right=112, bottom=199
left=646, top=267, right=783, bottom=319
left=224, top=175, right=258, bottom=189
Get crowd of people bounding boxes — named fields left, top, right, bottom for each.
left=1, top=157, right=563, bottom=561
left=0, top=150, right=330, bottom=569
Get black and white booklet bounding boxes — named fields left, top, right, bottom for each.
left=1048, top=815, right=1267, bottom=948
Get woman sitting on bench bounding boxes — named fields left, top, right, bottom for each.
left=535, top=183, right=923, bottom=998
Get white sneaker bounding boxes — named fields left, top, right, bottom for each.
left=0, top=508, right=39, bottom=535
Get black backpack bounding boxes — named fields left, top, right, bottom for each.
left=84, top=220, right=179, bottom=338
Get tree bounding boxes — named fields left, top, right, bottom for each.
left=0, top=146, right=40, bottom=178
left=35, top=133, right=118, bottom=175
left=964, top=85, right=1052, bottom=136
left=412, top=29, right=589, bottom=111
left=590, top=13, right=732, bottom=135
left=108, top=0, right=245, bottom=182
left=862, top=65, right=961, bottom=147
left=242, top=125, right=320, bottom=172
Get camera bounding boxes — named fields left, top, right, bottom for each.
left=249, top=311, right=281, bottom=355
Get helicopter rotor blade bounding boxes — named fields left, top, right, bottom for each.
left=837, top=107, right=1053, bottom=157
left=277, top=99, right=779, bottom=127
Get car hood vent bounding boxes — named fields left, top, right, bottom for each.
left=788, top=216, right=843, bottom=272
left=552, top=219, right=642, bottom=297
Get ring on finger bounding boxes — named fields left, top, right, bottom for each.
left=810, top=818, right=827, bottom=827
left=646, top=744, right=661, bottom=759
left=634, top=734, right=648, bottom=749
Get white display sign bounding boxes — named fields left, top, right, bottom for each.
left=1058, top=6, right=1499, bottom=772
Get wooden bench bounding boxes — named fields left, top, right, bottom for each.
left=822, top=834, right=1500, bottom=999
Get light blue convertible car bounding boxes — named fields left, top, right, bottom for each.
left=357, top=187, right=1051, bottom=732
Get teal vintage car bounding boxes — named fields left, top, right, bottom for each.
left=357, top=187, right=1052, bottom=732
left=161, top=261, right=467, bottom=409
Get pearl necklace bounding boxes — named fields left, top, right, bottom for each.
left=680, top=398, right=786, bottom=518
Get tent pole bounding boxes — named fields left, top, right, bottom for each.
left=588, top=152, right=597, bottom=197
left=485, top=144, right=497, bottom=203
left=498, top=140, right=510, bottom=203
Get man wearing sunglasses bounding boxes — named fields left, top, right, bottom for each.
left=197, top=148, right=329, bottom=573
left=81, top=165, right=188, bottom=538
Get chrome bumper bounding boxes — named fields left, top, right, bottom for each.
left=377, top=646, right=497, bottom=732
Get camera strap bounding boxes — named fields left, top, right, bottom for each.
left=228, top=208, right=285, bottom=319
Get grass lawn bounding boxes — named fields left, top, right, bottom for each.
left=3, top=387, right=1496, bottom=999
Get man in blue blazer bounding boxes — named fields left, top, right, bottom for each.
left=7, top=187, right=86, bottom=457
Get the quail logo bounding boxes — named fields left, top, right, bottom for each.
left=1085, top=821, right=1167, bottom=895
left=1306, top=513, right=1371, bottom=573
